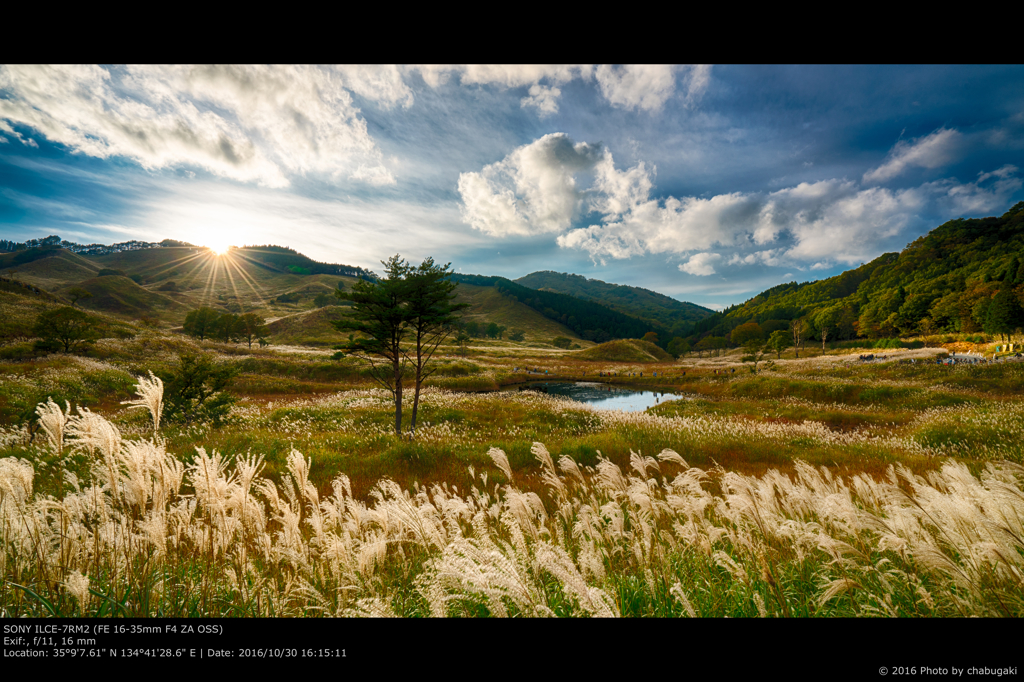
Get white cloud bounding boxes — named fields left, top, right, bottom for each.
left=596, top=65, right=676, bottom=111
left=558, top=191, right=760, bottom=264
left=458, top=132, right=604, bottom=237
left=335, top=65, right=413, bottom=109
left=444, top=64, right=589, bottom=87
left=464, top=133, right=1022, bottom=271
left=0, top=64, right=396, bottom=188
left=863, top=127, right=964, bottom=184
left=520, top=84, right=561, bottom=116
left=679, top=252, right=722, bottom=276
left=728, top=249, right=784, bottom=267
left=416, top=64, right=710, bottom=114
left=924, top=164, right=1022, bottom=215
left=414, top=65, right=590, bottom=115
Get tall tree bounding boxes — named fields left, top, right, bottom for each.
left=183, top=307, right=221, bottom=341
left=333, top=255, right=411, bottom=435
left=984, top=288, right=1024, bottom=342
left=237, top=313, right=269, bottom=349
left=33, top=306, right=98, bottom=353
left=215, top=313, right=242, bottom=343
left=791, top=319, right=804, bottom=358
left=767, top=329, right=791, bottom=359
left=402, top=258, right=469, bottom=434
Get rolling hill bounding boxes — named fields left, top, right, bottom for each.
left=515, top=271, right=714, bottom=331
left=573, top=339, right=674, bottom=363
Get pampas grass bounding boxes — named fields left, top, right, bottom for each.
left=2, top=372, right=1023, bottom=617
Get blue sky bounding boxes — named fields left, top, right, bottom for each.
left=1, top=65, right=1022, bottom=310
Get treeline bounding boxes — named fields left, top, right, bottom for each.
left=450, top=274, right=659, bottom=343
left=0, top=234, right=185, bottom=256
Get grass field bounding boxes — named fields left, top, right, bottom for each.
left=2, top=329, right=1022, bottom=617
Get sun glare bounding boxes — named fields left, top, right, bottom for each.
left=206, top=241, right=233, bottom=256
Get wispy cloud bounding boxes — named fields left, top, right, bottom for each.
left=413, top=64, right=710, bottom=114
left=0, top=65, right=397, bottom=188
left=863, top=127, right=964, bottom=184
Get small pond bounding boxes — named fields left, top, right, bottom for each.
left=504, top=381, right=684, bottom=412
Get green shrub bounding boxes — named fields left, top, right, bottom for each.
left=160, top=352, right=237, bottom=426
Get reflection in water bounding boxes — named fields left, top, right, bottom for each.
left=510, top=382, right=683, bottom=412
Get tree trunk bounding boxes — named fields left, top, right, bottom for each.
left=393, top=356, right=403, bottom=435
left=410, top=337, right=423, bottom=436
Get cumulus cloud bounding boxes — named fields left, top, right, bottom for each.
left=863, top=127, right=964, bottom=184
left=679, top=252, right=722, bottom=275
left=0, top=64, right=397, bottom=188
left=462, top=132, right=1023, bottom=272
left=457, top=132, right=604, bottom=237
left=558, top=191, right=761, bottom=264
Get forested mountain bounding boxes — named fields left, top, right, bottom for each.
left=450, top=274, right=660, bottom=343
left=515, top=271, right=714, bottom=329
left=698, top=201, right=1024, bottom=345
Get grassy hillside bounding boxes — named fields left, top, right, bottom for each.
left=574, top=339, right=674, bottom=363
left=516, top=270, right=714, bottom=332
left=65, top=275, right=186, bottom=319
left=0, top=249, right=99, bottom=291
left=266, top=306, right=349, bottom=346
left=453, top=284, right=580, bottom=342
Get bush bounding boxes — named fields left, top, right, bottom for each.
left=159, top=352, right=237, bottom=426
left=551, top=336, right=573, bottom=349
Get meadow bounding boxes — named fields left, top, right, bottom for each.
left=1, top=332, right=1022, bottom=617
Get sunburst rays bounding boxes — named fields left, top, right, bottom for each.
left=138, top=247, right=274, bottom=312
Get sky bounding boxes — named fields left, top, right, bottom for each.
left=1, top=64, right=1023, bottom=310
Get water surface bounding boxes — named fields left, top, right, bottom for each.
left=506, top=381, right=683, bottom=412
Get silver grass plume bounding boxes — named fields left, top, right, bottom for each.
left=64, top=570, right=91, bottom=609
left=487, top=447, right=513, bottom=483
left=35, top=398, right=70, bottom=456
left=122, top=371, right=163, bottom=434
left=670, top=582, right=697, bottom=617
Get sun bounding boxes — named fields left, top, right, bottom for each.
left=205, top=239, right=234, bottom=256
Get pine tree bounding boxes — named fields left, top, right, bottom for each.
left=402, top=258, right=468, bottom=434
left=333, top=255, right=411, bottom=435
